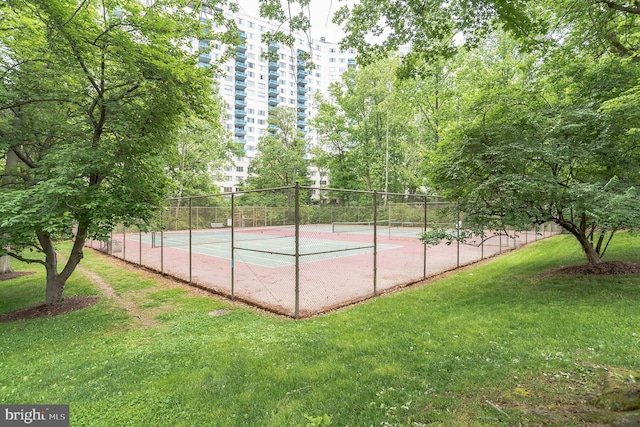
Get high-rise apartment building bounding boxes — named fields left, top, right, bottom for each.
left=198, top=8, right=357, bottom=194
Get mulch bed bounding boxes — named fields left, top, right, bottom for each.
left=551, top=261, right=640, bottom=276
left=0, top=271, right=34, bottom=282
left=0, top=295, right=100, bottom=323
left=0, top=271, right=101, bottom=323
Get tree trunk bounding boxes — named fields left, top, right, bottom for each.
left=560, top=222, right=603, bottom=264
left=37, top=223, right=88, bottom=305
left=0, top=256, right=13, bottom=274
left=579, top=236, right=603, bottom=264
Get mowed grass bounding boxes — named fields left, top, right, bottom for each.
left=1, top=233, right=640, bottom=426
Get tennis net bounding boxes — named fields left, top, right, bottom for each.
left=153, top=225, right=297, bottom=248
left=331, top=220, right=390, bottom=233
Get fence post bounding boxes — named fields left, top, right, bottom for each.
left=373, top=190, right=378, bottom=296
left=139, top=230, right=142, bottom=265
left=123, top=228, right=126, bottom=261
left=295, top=183, right=300, bottom=319
left=423, top=195, right=427, bottom=279
left=189, top=197, right=193, bottom=286
left=231, top=192, right=235, bottom=300
left=456, top=210, right=460, bottom=268
left=160, top=211, right=164, bottom=275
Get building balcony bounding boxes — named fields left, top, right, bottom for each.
left=234, top=128, right=247, bottom=136
left=234, top=90, right=247, bottom=99
left=235, top=99, right=247, bottom=107
left=297, top=95, right=307, bottom=101
left=297, top=86, right=307, bottom=94
left=268, top=97, right=278, bottom=106
left=297, top=120, right=306, bottom=127
left=297, top=77, right=307, bottom=85
left=234, top=137, right=247, bottom=143
left=198, top=52, right=211, bottom=63
left=268, top=79, right=279, bottom=88
left=268, top=88, right=279, bottom=95
left=235, top=119, right=247, bottom=125
left=235, top=71, right=247, bottom=80
left=234, top=109, right=247, bottom=116
left=236, top=43, right=247, bottom=52
left=297, top=112, right=307, bottom=119
left=268, top=70, right=279, bottom=77
left=235, top=80, right=248, bottom=88
left=238, top=30, right=247, bottom=39
left=235, top=61, right=247, bottom=70
left=236, top=52, right=247, bottom=60
left=297, top=102, right=306, bottom=110
left=297, top=69, right=308, bottom=76
left=268, top=61, right=279, bottom=70
left=268, top=41, right=279, bottom=51
left=268, top=124, right=279, bottom=130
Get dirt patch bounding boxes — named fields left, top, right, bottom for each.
left=548, top=261, right=640, bottom=276
left=0, top=271, right=35, bottom=282
left=0, top=295, right=100, bottom=323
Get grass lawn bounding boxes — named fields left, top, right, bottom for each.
left=1, top=233, right=640, bottom=426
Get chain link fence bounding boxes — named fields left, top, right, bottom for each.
left=86, top=185, right=561, bottom=318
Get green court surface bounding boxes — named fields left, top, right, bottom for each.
left=135, top=232, right=399, bottom=268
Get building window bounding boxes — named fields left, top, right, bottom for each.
left=224, top=187, right=233, bottom=192
left=236, top=166, right=244, bottom=172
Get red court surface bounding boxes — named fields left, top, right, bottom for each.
left=88, top=226, right=556, bottom=318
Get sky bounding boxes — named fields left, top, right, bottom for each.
left=236, top=0, right=356, bottom=43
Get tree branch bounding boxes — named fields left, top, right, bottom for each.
left=7, top=251, right=47, bottom=266
left=595, top=0, right=640, bottom=15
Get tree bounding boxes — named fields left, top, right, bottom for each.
left=428, top=35, right=640, bottom=264
left=312, top=56, right=426, bottom=194
left=167, top=115, right=238, bottom=200
left=331, top=0, right=640, bottom=69
left=0, top=0, right=236, bottom=304
left=244, top=107, right=312, bottom=191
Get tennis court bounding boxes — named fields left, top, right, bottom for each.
left=137, top=227, right=401, bottom=268
left=89, top=185, right=562, bottom=318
